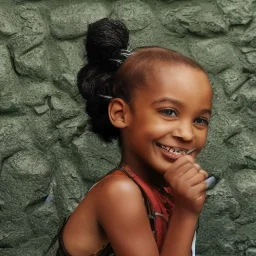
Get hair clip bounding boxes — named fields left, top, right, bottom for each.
left=109, top=48, right=133, bottom=66
left=120, top=49, right=132, bottom=58
left=99, top=94, right=113, bottom=100
left=109, top=59, right=123, bottom=66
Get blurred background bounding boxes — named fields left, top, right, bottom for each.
left=0, top=0, right=256, bottom=255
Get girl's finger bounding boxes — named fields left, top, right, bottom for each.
left=187, top=172, right=207, bottom=187
left=173, top=155, right=195, bottom=169
left=193, top=163, right=201, bottom=171
left=165, top=161, right=193, bottom=181
left=179, top=164, right=205, bottom=181
left=198, top=169, right=208, bottom=179
left=174, top=162, right=195, bottom=177
left=189, top=182, right=207, bottom=199
left=180, top=167, right=199, bottom=181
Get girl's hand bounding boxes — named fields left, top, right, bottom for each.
left=164, top=155, right=208, bottom=215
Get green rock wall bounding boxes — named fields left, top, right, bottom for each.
left=0, top=0, right=255, bottom=255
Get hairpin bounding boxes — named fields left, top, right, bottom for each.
left=120, top=49, right=132, bottom=58
left=109, top=59, right=123, bottom=66
left=109, top=48, right=133, bottom=66
left=99, top=94, right=113, bottom=100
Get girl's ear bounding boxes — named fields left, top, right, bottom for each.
left=108, top=98, right=130, bottom=128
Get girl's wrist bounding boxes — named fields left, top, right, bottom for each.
left=170, top=208, right=199, bottom=236
left=172, top=206, right=201, bottom=220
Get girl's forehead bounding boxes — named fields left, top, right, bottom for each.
left=140, top=65, right=210, bottom=92
left=132, top=65, right=212, bottom=108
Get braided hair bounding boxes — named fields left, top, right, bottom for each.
left=77, top=18, right=130, bottom=142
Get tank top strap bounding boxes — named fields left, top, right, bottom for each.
left=118, top=165, right=175, bottom=251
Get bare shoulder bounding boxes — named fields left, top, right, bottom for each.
left=91, top=171, right=145, bottom=214
left=91, top=171, right=158, bottom=256
left=96, top=170, right=142, bottom=193
left=63, top=171, right=158, bottom=256
left=72, top=171, right=142, bottom=215
left=62, top=172, right=144, bottom=255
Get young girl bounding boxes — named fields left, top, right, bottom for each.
left=56, top=18, right=212, bottom=256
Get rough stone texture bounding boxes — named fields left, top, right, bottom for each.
left=8, top=6, right=46, bottom=57
left=0, top=0, right=255, bottom=255
left=0, top=45, right=17, bottom=90
left=14, top=44, right=51, bottom=79
left=159, top=2, right=228, bottom=37
left=111, top=0, right=155, bottom=31
left=217, top=0, right=256, bottom=25
left=0, top=6, right=20, bottom=36
left=217, top=68, right=250, bottom=96
left=239, top=18, right=256, bottom=47
left=50, top=2, right=110, bottom=39
left=189, top=39, right=239, bottom=74
left=72, top=131, right=120, bottom=181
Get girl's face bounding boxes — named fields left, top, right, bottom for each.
left=122, top=65, right=213, bottom=175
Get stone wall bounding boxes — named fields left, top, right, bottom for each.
left=0, top=0, right=256, bottom=255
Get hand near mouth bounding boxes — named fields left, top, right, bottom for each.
left=164, top=155, right=208, bottom=216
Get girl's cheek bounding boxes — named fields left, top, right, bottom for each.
left=197, top=135, right=208, bottom=149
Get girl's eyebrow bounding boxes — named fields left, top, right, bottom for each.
left=151, top=97, right=212, bottom=116
left=151, top=97, right=183, bottom=107
left=200, top=109, right=212, bottom=116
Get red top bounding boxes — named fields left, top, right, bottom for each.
left=55, top=165, right=175, bottom=256
left=120, top=165, right=175, bottom=251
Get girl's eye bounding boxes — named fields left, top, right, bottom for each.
left=159, top=109, right=177, bottom=117
left=194, top=117, right=209, bottom=126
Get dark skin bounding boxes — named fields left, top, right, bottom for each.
left=62, top=64, right=213, bottom=256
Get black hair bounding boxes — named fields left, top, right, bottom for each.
left=77, top=18, right=129, bottom=142
left=77, top=18, right=208, bottom=143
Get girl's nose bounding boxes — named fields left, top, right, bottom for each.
left=171, top=123, right=195, bottom=141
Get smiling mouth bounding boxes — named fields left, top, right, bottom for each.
left=156, top=142, right=193, bottom=159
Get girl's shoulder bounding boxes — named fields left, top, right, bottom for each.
left=88, top=170, right=160, bottom=256
left=89, top=169, right=144, bottom=207
left=58, top=170, right=147, bottom=256
left=76, top=168, right=146, bottom=218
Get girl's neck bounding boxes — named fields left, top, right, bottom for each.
left=119, top=158, right=167, bottom=189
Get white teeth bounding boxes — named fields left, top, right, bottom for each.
left=158, top=143, right=187, bottom=154
left=170, top=148, right=185, bottom=154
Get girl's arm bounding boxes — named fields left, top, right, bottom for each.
left=162, top=155, right=207, bottom=256
left=96, top=162, right=206, bottom=256
left=161, top=207, right=199, bottom=256
left=96, top=175, right=159, bottom=256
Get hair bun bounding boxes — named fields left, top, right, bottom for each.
left=86, top=18, right=130, bottom=69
